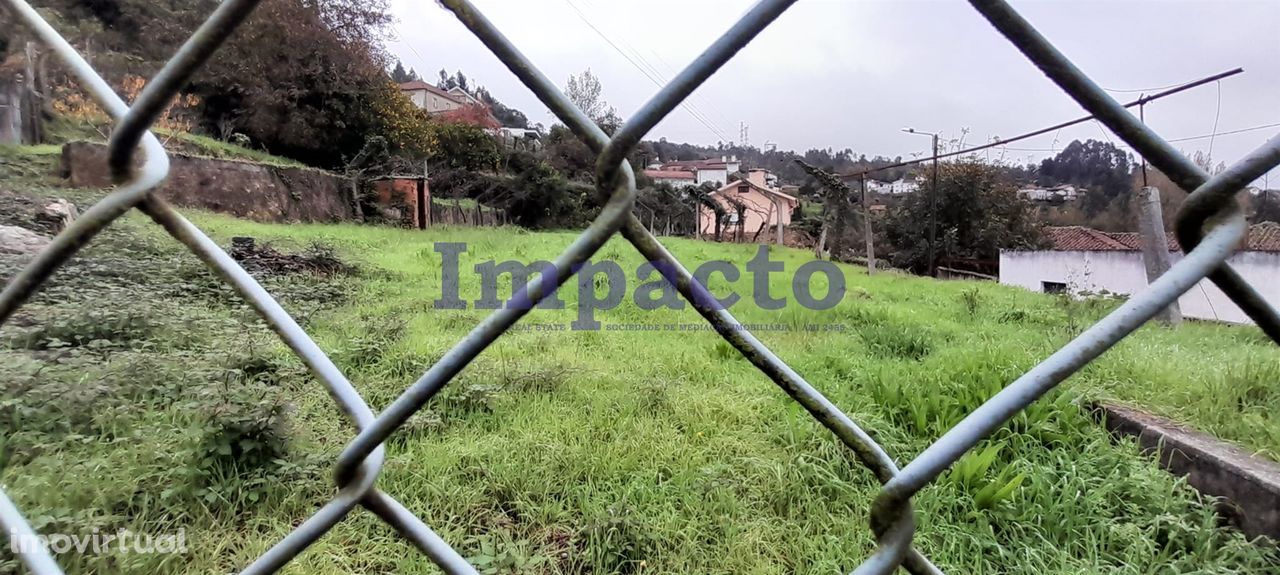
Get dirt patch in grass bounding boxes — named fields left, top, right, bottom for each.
left=229, top=236, right=356, bottom=277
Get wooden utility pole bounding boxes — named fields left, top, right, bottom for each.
left=795, top=159, right=865, bottom=268
left=768, top=194, right=785, bottom=245
left=861, top=175, right=875, bottom=274
left=1138, top=186, right=1182, bottom=326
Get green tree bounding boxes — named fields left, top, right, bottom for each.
left=1037, top=139, right=1133, bottom=215
left=190, top=0, right=395, bottom=166
left=437, top=69, right=469, bottom=92
left=886, top=161, right=1045, bottom=274
left=1253, top=190, right=1280, bottom=224
left=390, top=60, right=419, bottom=83
left=565, top=69, right=619, bottom=133
left=432, top=121, right=501, bottom=172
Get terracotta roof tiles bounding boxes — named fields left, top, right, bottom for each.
left=1043, top=222, right=1280, bottom=253
left=643, top=169, right=696, bottom=180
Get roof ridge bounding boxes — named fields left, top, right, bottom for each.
left=1093, top=229, right=1135, bottom=249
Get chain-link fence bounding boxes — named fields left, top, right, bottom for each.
left=2, top=0, right=1278, bottom=573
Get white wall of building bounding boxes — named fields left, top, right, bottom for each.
left=654, top=176, right=695, bottom=186
left=404, top=89, right=463, bottom=114
left=889, top=179, right=919, bottom=194
left=696, top=168, right=728, bottom=186
left=999, top=250, right=1280, bottom=324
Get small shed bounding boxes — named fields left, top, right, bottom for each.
left=1000, top=223, right=1280, bottom=324
left=373, top=175, right=430, bottom=229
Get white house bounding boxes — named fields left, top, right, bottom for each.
left=446, top=86, right=483, bottom=106
left=999, top=224, right=1280, bottom=324
left=659, top=156, right=741, bottom=186
left=399, top=81, right=467, bottom=114
left=888, top=177, right=920, bottom=195
left=1016, top=184, right=1080, bottom=202
left=496, top=127, right=541, bottom=150
left=865, top=179, right=892, bottom=194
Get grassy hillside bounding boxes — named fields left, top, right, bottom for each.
left=44, top=118, right=307, bottom=168
left=0, top=149, right=1277, bottom=573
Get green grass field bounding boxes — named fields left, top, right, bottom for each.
left=1, top=149, right=1277, bottom=573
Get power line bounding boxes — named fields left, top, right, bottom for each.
left=1207, top=81, right=1222, bottom=157
left=638, top=45, right=737, bottom=138
left=1101, top=79, right=1194, bottom=93
left=561, top=0, right=734, bottom=144
left=392, top=23, right=430, bottom=78
left=570, top=0, right=741, bottom=147
left=572, top=1, right=732, bottom=143
left=1100, top=69, right=1239, bottom=94
left=843, top=67, right=1244, bottom=178
left=996, top=121, right=1280, bottom=153
left=1168, top=121, right=1280, bottom=143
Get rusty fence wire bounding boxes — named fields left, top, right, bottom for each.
left=2, top=0, right=1279, bottom=573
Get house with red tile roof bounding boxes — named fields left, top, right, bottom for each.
left=697, top=169, right=798, bottom=243
left=1000, top=223, right=1280, bottom=324
left=651, top=155, right=741, bottom=186
left=399, top=81, right=467, bottom=114
left=398, top=81, right=499, bottom=128
left=643, top=169, right=697, bottom=186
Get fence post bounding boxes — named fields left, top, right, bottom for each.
left=21, top=42, right=42, bottom=144
left=1138, top=186, right=1183, bottom=326
left=0, top=78, right=19, bottom=145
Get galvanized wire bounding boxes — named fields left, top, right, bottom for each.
left=1, top=0, right=1276, bottom=573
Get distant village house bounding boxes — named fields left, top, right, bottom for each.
left=644, top=169, right=697, bottom=187
left=887, top=177, right=920, bottom=195
left=643, top=155, right=742, bottom=187
left=398, top=81, right=500, bottom=129
left=697, top=169, right=797, bottom=239
left=1016, top=184, right=1081, bottom=202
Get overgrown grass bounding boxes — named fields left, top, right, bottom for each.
left=159, top=130, right=307, bottom=168
left=1, top=160, right=1277, bottom=573
left=43, top=116, right=306, bottom=168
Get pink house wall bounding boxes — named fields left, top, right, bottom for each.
left=697, top=175, right=795, bottom=237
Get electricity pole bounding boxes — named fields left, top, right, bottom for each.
left=861, top=174, right=875, bottom=274
left=904, top=128, right=940, bottom=277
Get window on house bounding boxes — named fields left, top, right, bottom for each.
left=1042, top=281, right=1068, bottom=295
left=738, top=184, right=750, bottom=194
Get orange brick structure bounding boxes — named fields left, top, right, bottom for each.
left=374, top=176, right=430, bottom=229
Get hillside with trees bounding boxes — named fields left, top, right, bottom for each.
left=13, top=3, right=1270, bottom=275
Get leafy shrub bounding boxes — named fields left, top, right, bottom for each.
left=189, top=376, right=290, bottom=503
left=465, top=534, right=548, bottom=575
left=960, top=287, right=982, bottom=317
left=333, top=317, right=407, bottom=373
left=6, top=307, right=155, bottom=350
left=435, top=382, right=505, bottom=415
left=944, top=442, right=1026, bottom=510
left=860, top=322, right=932, bottom=361
left=582, top=505, right=660, bottom=574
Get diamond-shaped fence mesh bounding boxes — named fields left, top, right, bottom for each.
left=2, top=0, right=1278, bottom=573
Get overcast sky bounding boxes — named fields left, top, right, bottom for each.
left=386, top=0, right=1279, bottom=183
